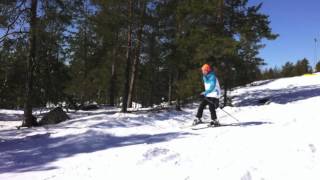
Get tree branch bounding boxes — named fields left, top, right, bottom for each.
left=0, top=0, right=28, bottom=43
left=0, top=30, right=29, bottom=43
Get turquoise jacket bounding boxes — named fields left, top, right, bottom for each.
left=203, top=71, right=221, bottom=98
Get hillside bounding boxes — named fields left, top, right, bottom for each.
left=1, top=74, right=320, bottom=180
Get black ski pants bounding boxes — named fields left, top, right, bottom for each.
left=196, top=97, right=219, bottom=120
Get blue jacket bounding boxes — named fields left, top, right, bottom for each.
left=203, top=71, right=221, bottom=98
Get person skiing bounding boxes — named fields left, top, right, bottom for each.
left=193, top=64, right=221, bottom=126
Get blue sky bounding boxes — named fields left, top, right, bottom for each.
left=249, top=0, right=320, bottom=69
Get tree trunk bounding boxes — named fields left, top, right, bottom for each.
left=168, top=71, right=173, bottom=105
left=121, top=0, right=133, bottom=112
left=82, top=25, right=89, bottom=105
left=174, top=21, right=182, bottom=111
left=218, top=0, right=224, bottom=24
left=23, top=0, right=38, bottom=127
left=223, top=84, right=228, bottom=107
left=147, top=30, right=158, bottom=107
left=109, top=46, right=117, bottom=106
left=175, top=71, right=182, bottom=111
left=127, top=1, right=146, bottom=108
left=176, top=97, right=182, bottom=111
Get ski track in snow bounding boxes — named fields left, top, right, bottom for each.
left=1, top=74, right=320, bottom=180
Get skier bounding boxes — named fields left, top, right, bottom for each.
left=193, top=64, right=221, bottom=126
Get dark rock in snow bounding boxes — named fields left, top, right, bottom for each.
left=39, top=107, right=69, bottom=125
left=80, top=104, right=100, bottom=111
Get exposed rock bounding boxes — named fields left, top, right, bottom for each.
left=80, top=104, right=100, bottom=111
left=39, top=107, right=69, bottom=125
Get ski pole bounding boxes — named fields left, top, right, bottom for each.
left=204, top=97, right=241, bottom=123
left=218, top=107, right=240, bottom=123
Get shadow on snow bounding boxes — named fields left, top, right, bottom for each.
left=233, top=85, right=320, bottom=106
left=60, top=109, right=190, bottom=130
left=222, top=121, right=272, bottom=127
left=0, top=130, right=194, bottom=173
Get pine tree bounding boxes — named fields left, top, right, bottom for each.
left=128, top=0, right=147, bottom=108
left=0, top=38, right=27, bottom=108
left=260, top=67, right=281, bottom=80
left=0, top=0, right=81, bottom=126
left=316, top=61, right=320, bottom=72
left=282, top=62, right=296, bottom=77
left=295, top=58, right=312, bottom=75
left=92, top=0, right=127, bottom=106
left=0, top=0, right=278, bottom=116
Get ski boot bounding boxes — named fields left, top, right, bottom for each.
left=192, top=118, right=203, bottom=126
left=209, top=119, right=220, bottom=127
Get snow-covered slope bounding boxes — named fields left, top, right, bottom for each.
left=1, top=74, right=320, bottom=180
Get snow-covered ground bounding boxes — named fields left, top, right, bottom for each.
left=1, top=74, right=320, bottom=180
